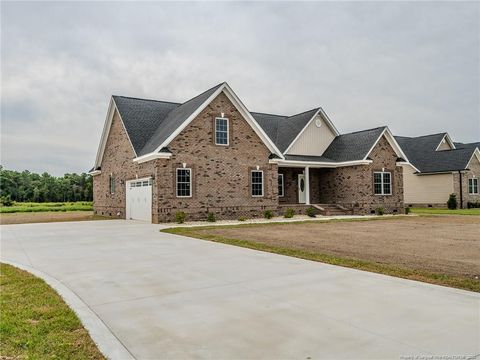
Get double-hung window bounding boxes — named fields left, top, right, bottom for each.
left=373, top=171, right=392, bottom=195
left=176, top=168, right=192, bottom=197
left=278, top=174, right=284, bottom=197
left=215, top=117, right=229, bottom=145
left=251, top=170, right=264, bottom=197
left=469, top=178, right=479, bottom=195
left=109, top=175, right=115, bottom=194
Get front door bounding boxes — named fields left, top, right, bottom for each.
left=298, top=174, right=306, bottom=203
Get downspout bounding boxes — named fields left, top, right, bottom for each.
left=458, top=171, right=463, bottom=209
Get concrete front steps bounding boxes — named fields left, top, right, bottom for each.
left=312, top=204, right=353, bottom=216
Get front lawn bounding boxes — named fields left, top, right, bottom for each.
left=163, top=216, right=480, bottom=292
left=410, top=207, right=480, bottom=215
left=0, top=201, right=93, bottom=214
left=0, top=263, right=104, bottom=359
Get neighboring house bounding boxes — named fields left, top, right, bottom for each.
left=395, top=133, right=480, bottom=208
left=90, top=82, right=409, bottom=223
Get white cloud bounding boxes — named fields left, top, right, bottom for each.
left=1, top=1, right=479, bottom=175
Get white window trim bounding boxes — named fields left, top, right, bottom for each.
left=215, top=117, right=229, bottom=146
left=469, top=178, right=479, bottom=195
left=251, top=170, right=264, bottom=197
left=176, top=168, right=192, bottom=198
left=278, top=173, right=284, bottom=197
left=373, top=171, right=392, bottom=196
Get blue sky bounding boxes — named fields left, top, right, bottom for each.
left=1, top=1, right=479, bottom=175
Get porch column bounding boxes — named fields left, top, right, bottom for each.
left=305, top=166, right=310, bottom=205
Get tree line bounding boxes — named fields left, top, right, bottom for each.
left=0, top=166, right=93, bottom=203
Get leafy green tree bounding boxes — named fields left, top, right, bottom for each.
left=0, top=166, right=93, bottom=203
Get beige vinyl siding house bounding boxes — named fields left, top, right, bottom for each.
left=396, top=133, right=480, bottom=208
left=402, top=165, right=454, bottom=205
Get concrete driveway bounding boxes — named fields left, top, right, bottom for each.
left=1, top=220, right=479, bottom=359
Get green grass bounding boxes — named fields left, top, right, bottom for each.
left=0, top=201, right=93, bottom=213
left=0, top=263, right=104, bottom=359
left=163, top=220, right=480, bottom=292
left=410, top=207, right=480, bottom=215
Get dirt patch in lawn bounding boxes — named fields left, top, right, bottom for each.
left=0, top=211, right=109, bottom=225
left=195, top=216, right=480, bottom=279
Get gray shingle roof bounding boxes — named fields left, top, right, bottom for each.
left=283, top=154, right=336, bottom=162
left=251, top=108, right=320, bottom=153
left=454, top=142, right=480, bottom=150
left=112, top=96, right=180, bottom=155
left=138, top=83, right=224, bottom=156
left=395, top=134, right=476, bottom=173
left=110, top=83, right=394, bottom=164
left=322, top=127, right=386, bottom=162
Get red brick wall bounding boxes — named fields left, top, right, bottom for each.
left=94, top=93, right=405, bottom=221
left=155, top=92, right=278, bottom=221
left=453, top=155, right=480, bottom=208
left=279, top=136, right=404, bottom=214
left=316, top=136, right=404, bottom=214
left=92, top=111, right=160, bottom=221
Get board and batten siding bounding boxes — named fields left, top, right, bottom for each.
left=286, top=115, right=336, bottom=156
left=402, top=164, right=453, bottom=204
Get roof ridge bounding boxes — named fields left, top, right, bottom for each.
left=250, top=111, right=287, bottom=118
left=112, top=95, right=181, bottom=105
left=402, top=132, right=447, bottom=139
left=177, top=82, right=224, bottom=107
left=286, top=107, right=320, bottom=119
left=340, top=126, right=386, bottom=136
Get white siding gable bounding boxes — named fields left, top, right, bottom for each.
left=286, top=115, right=336, bottom=156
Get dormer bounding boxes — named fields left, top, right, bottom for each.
left=436, top=133, right=456, bottom=151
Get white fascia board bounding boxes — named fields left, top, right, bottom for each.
left=152, top=83, right=226, bottom=154
left=150, top=82, right=284, bottom=159
left=88, top=170, right=102, bottom=176
left=466, top=147, right=480, bottom=168
left=283, top=108, right=321, bottom=155
left=283, top=107, right=340, bottom=155
left=363, top=127, right=410, bottom=163
left=94, top=98, right=115, bottom=168
left=397, top=161, right=420, bottom=173
left=319, top=108, right=340, bottom=136
left=221, top=84, right=284, bottom=158
left=435, top=133, right=456, bottom=151
left=94, top=97, right=138, bottom=169
left=270, top=159, right=372, bottom=168
left=133, top=152, right=172, bottom=164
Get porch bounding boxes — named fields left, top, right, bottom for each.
left=278, top=166, right=353, bottom=216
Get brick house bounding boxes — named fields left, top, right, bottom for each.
left=90, top=82, right=410, bottom=223
left=396, top=134, right=480, bottom=208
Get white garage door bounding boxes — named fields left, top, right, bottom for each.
left=126, top=178, right=152, bottom=222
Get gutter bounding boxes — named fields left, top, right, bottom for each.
left=133, top=152, right=172, bottom=164
left=269, top=159, right=373, bottom=168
